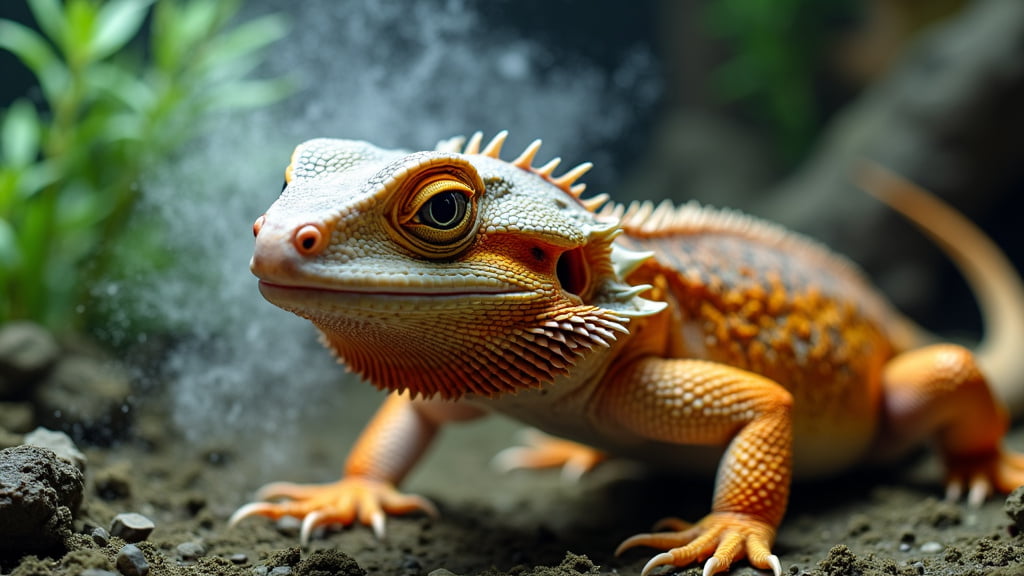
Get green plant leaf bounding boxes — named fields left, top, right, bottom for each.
left=92, top=0, right=155, bottom=61
left=86, top=62, right=157, bottom=113
left=0, top=19, right=69, bottom=98
left=65, top=0, right=99, bottom=67
left=27, top=0, right=67, bottom=48
left=1, top=100, right=41, bottom=168
left=0, top=216, right=19, bottom=268
left=20, top=160, right=63, bottom=199
left=200, top=14, right=289, bottom=75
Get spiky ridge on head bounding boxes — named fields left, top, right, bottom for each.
left=436, top=131, right=611, bottom=213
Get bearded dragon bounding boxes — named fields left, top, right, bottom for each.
left=231, top=131, right=1024, bottom=576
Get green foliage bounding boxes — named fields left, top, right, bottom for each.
left=704, top=0, right=853, bottom=163
left=0, top=0, right=292, bottom=330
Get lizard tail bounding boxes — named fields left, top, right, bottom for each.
left=857, top=162, right=1024, bottom=417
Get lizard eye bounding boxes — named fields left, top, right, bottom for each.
left=417, top=190, right=467, bottom=230
left=393, top=170, right=481, bottom=259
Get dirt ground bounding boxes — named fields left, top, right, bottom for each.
left=4, top=370, right=1024, bottom=576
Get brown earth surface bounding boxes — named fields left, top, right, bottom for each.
left=3, top=370, right=1024, bottom=576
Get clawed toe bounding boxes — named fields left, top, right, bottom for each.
left=229, top=477, right=437, bottom=544
left=616, top=512, right=780, bottom=576
left=945, top=448, right=1024, bottom=507
left=228, top=502, right=283, bottom=527
left=492, top=428, right=606, bottom=482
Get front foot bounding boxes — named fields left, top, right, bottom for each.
left=945, top=447, right=1024, bottom=506
left=616, top=512, right=780, bottom=576
left=229, top=476, right=437, bottom=544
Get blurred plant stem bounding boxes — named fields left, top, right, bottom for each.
left=0, top=0, right=293, bottom=331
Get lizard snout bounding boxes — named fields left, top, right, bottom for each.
left=250, top=215, right=330, bottom=280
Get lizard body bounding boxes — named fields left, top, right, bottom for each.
left=234, top=132, right=1024, bottom=576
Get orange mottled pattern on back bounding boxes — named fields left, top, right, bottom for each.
left=619, top=229, right=894, bottom=437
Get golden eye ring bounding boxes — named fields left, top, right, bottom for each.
left=392, top=168, right=481, bottom=259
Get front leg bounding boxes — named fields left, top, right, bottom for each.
left=230, top=392, right=485, bottom=542
left=600, top=357, right=793, bottom=576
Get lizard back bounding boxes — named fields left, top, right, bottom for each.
left=605, top=201, right=899, bottom=470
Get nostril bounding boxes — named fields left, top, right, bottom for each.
left=253, top=215, right=266, bottom=237
left=294, top=224, right=326, bottom=256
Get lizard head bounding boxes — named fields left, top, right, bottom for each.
left=251, top=131, right=665, bottom=399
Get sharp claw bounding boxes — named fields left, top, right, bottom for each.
left=300, top=511, right=325, bottom=546
left=229, top=502, right=274, bottom=528
left=641, top=552, right=675, bottom=576
left=491, top=447, right=527, bottom=473
left=702, top=557, right=722, bottom=576
left=615, top=534, right=646, bottom=557
left=768, top=554, right=782, bottom=576
left=561, top=459, right=587, bottom=483
left=945, top=479, right=963, bottom=502
left=967, top=477, right=990, bottom=507
left=371, top=511, right=386, bottom=540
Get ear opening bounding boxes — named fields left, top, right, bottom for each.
left=556, top=247, right=590, bottom=298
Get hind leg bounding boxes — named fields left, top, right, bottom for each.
left=878, top=343, right=1024, bottom=503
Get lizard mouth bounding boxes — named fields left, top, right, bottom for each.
left=257, top=280, right=519, bottom=300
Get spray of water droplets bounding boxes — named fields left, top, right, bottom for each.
left=100, top=0, right=657, bottom=462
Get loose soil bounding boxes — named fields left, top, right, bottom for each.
left=3, top=374, right=1024, bottom=576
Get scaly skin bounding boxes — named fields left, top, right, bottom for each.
left=232, top=131, right=1024, bottom=576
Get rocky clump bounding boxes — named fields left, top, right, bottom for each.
left=35, top=355, right=133, bottom=445
left=1004, top=485, right=1024, bottom=532
left=0, top=322, right=60, bottom=398
left=0, top=443, right=85, bottom=557
left=0, top=321, right=135, bottom=445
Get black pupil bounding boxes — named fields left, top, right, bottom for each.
left=423, top=191, right=465, bottom=229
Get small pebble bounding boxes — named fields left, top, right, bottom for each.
left=80, top=570, right=118, bottom=576
left=111, top=512, right=155, bottom=543
left=921, top=541, right=943, bottom=553
left=116, top=544, right=149, bottom=576
left=251, top=567, right=269, bottom=576
left=269, top=567, right=292, bottom=576
left=231, top=553, right=249, bottom=565
left=91, top=526, right=110, bottom=546
left=427, top=570, right=461, bottom=576
left=176, top=540, right=206, bottom=560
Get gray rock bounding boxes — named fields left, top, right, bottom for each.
left=176, top=540, right=206, bottom=560
left=1004, top=485, right=1024, bottom=530
left=35, top=356, right=132, bottom=445
left=0, top=322, right=59, bottom=398
left=91, top=526, right=111, bottom=547
left=116, top=543, right=149, bottom=576
left=24, top=427, right=87, bottom=472
left=0, top=444, right=84, bottom=556
left=110, top=512, right=155, bottom=543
